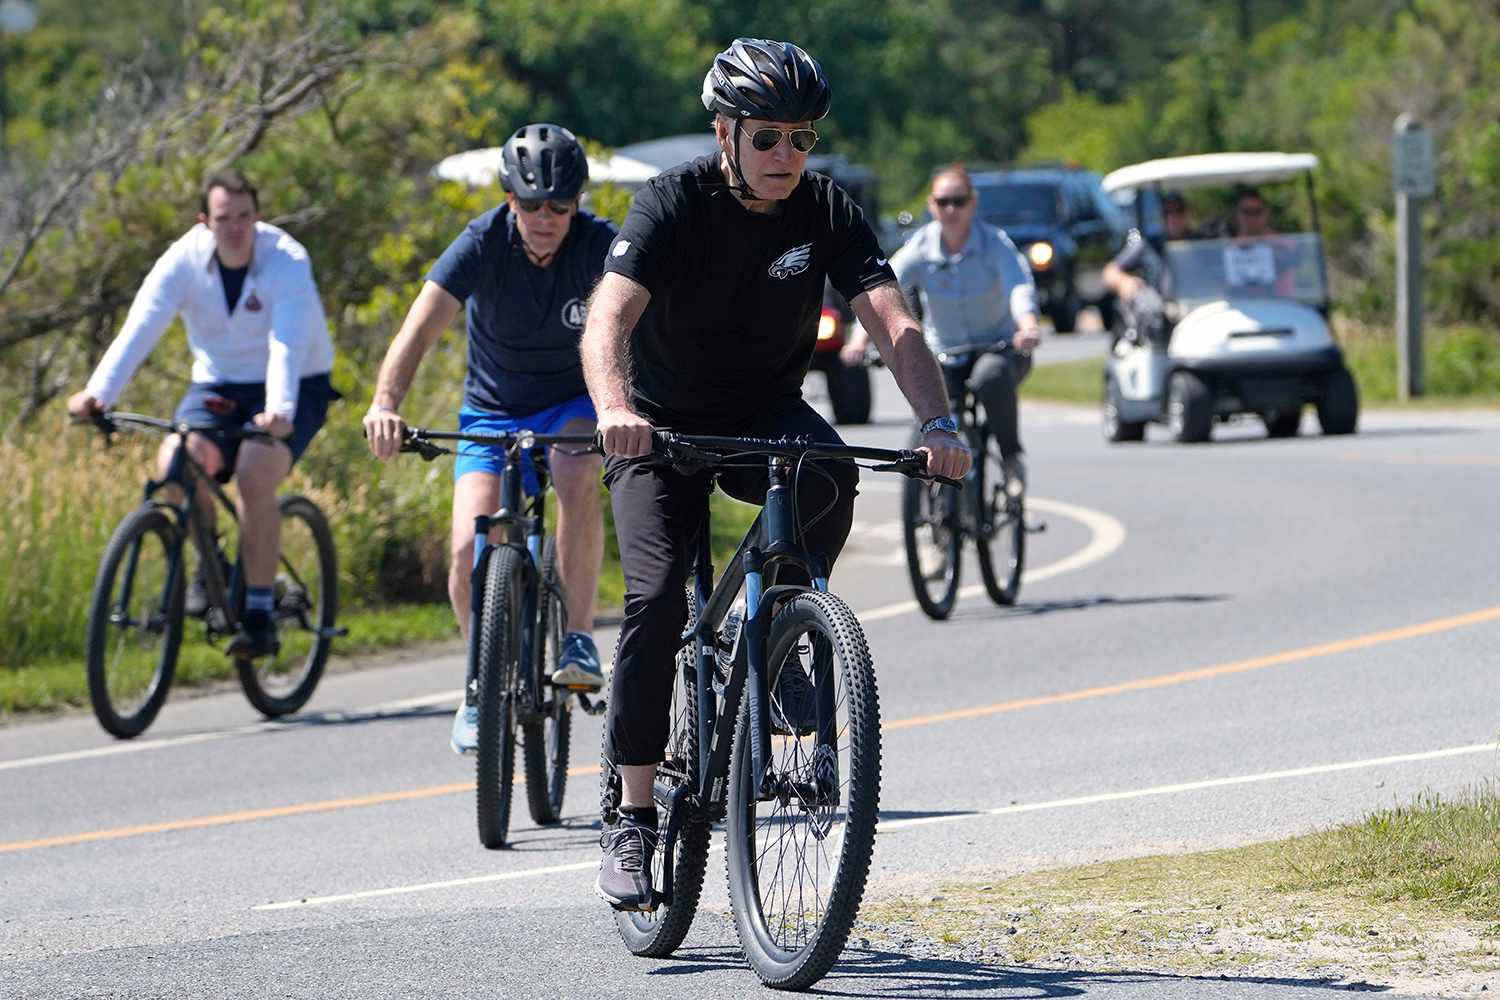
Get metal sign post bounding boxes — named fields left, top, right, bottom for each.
left=1392, top=114, right=1435, bottom=400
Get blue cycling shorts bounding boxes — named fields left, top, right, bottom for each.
left=453, top=394, right=597, bottom=496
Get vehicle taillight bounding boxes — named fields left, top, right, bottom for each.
left=817, top=308, right=841, bottom=342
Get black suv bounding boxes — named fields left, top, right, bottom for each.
left=968, top=167, right=1128, bottom=332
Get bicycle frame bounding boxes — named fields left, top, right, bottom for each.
left=463, top=441, right=552, bottom=715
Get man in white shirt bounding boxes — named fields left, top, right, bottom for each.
left=66, top=170, right=338, bottom=659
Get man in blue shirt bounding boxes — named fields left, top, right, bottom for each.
left=364, top=124, right=615, bottom=753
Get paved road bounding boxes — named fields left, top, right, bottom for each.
left=5, top=364, right=1498, bottom=998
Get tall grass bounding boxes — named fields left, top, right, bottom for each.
left=1337, top=320, right=1500, bottom=403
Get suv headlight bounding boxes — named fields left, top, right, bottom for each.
left=1027, top=241, right=1055, bottom=271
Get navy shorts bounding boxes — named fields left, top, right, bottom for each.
left=173, top=374, right=340, bottom=481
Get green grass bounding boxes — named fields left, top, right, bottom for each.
left=862, top=785, right=1500, bottom=984
left=1024, top=357, right=1102, bottom=404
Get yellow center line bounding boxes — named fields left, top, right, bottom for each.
left=7, top=604, right=1500, bottom=855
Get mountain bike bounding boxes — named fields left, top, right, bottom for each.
left=83, top=412, right=341, bottom=738
left=902, top=344, right=1045, bottom=620
left=600, top=432, right=957, bottom=991
left=400, top=426, right=604, bottom=849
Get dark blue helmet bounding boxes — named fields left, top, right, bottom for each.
left=499, top=123, right=588, bottom=200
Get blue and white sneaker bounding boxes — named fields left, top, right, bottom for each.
left=450, top=703, right=479, bottom=755
left=551, top=632, right=605, bottom=689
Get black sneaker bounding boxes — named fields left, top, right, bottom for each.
left=185, top=549, right=231, bottom=618
left=227, top=609, right=280, bottom=660
left=595, top=809, right=657, bottom=911
left=770, top=664, right=820, bottom=737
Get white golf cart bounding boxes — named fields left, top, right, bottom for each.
left=1099, top=153, right=1359, bottom=443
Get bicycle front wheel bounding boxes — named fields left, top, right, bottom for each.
left=523, top=537, right=572, bottom=826
left=725, top=590, right=880, bottom=991
left=85, top=506, right=185, bottom=739
left=973, top=437, right=1024, bottom=606
left=236, top=495, right=338, bottom=717
left=902, top=474, right=962, bottom=620
left=477, top=544, right=525, bottom=849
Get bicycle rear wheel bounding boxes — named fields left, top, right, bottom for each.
left=973, top=435, right=1024, bottom=606
left=609, top=586, right=711, bottom=957
left=902, top=474, right=962, bottom=620
left=523, top=537, right=572, bottom=826
left=85, top=506, right=185, bottom=739
left=725, top=590, right=880, bottom=991
left=477, top=544, right=525, bottom=849
left=236, top=495, right=338, bottom=717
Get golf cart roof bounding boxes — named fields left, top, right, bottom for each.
left=1101, top=153, right=1319, bottom=194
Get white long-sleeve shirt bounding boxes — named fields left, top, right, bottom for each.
left=85, top=221, right=335, bottom=419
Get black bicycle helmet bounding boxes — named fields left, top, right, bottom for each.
left=700, top=38, right=831, bottom=123
left=499, top=123, right=588, bottom=200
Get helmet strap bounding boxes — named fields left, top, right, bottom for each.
left=726, top=118, right=759, bottom=201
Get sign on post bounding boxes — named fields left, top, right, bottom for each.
left=1392, top=115, right=1431, bottom=400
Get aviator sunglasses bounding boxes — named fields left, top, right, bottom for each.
left=515, top=198, right=576, bottom=216
left=932, top=194, right=971, bottom=209
left=748, top=127, right=819, bottom=153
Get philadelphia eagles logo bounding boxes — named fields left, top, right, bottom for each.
left=767, top=243, right=814, bottom=280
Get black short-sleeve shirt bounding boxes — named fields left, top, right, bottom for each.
left=604, top=155, right=895, bottom=428
left=427, top=205, right=616, bottom=416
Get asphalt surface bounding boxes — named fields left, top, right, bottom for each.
left=5, top=343, right=1498, bottom=999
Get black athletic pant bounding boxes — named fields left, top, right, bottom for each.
left=942, top=349, right=1033, bottom=459
left=603, top=397, right=858, bottom=766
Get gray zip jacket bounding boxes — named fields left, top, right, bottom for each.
left=890, top=220, right=1038, bottom=353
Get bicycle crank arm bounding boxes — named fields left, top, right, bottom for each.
left=574, top=692, right=609, bottom=716
left=318, top=626, right=350, bottom=639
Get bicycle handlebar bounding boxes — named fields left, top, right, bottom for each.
left=397, top=425, right=600, bottom=462
left=80, top=411, right=276, bottom=441
left=650, top=431, right=962, bottom=489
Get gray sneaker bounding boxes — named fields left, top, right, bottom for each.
left=595, top=812, right=657, bottom=911
left=450, top=703, right=478, bottom=755
left=552, top=632, right=605, bottom=689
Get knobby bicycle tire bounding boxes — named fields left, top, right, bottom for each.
left=236, top=494, right=339, bottom=717
left=477, top=544, right=525, bottom=849
left=85, top=505, right=186, bottom=739
left=725, top=590, right=881, bottom=991
left=523, top=537, right=572, bottom=826
left=610, top=586, right=712, bottom=958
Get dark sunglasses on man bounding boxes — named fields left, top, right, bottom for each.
left=932, top=194, right=971, bottom=209
left=515, top=198, right=576, bottom=216
left=748, top=127, right=819, bottom=153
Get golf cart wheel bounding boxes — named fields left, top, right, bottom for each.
left=826, top=358, right=872, bottom=425
left=1262, top=407, right=1302, bottom=438
left=1102, top=376, right=1146, bottom=443
left=1049, top=292, right=1080, bottom=334
left=1167, top=370, right=1213, bottom=444
left=1317, top=368, right=1359, bottom=436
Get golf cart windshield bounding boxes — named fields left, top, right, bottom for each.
left=1166, top=233, right=1327, bottom=309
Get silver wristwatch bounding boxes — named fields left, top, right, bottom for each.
left=919, top=415, right=959, bottom=436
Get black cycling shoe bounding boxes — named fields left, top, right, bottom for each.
left=595, top=809, right=658, bottom=912
left=227, top=609, right=280, bottom=660
left=770, top=664, right=820, bottom=737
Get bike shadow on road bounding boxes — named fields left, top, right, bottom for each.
left=648, top=944, right=1392, bottom=997
left=945, top=594, right=1228, bottom=623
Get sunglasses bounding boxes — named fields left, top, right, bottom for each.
left=748, top=127, right=819, bottom=153
left=515, top=198, right=575, bottom=216
left=932, top=195, right=971, bottom=209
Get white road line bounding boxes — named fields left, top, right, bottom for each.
left=859, top=496, right=1125, bottom=623
left=0, top=498, right=1123, bottom=773
left=251, top=740, right=1497, bottom=911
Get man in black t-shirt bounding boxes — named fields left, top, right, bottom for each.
left=364, top=124, right=614, bottom=755
left=582, top=38, right=970, bottom=912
